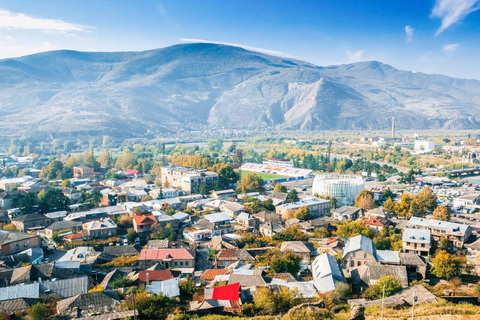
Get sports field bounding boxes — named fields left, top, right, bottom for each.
left=236, top=170, right=289, bottom=181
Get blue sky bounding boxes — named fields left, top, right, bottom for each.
left=0, top=0, right=479, bottom=79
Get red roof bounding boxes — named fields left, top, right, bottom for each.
left=63, top=233, right=84, bottom=240
left=200, top=269, right=231, bottom=280
left=211, top=283, right=240, bottom=301
left=139, top=248, right=195, bottom=260
left=134, top=213, right=156, bottom=226
left=126, top=169, right=141, bottom=175
left=138, top=270, right=179, bottom=282
left=364, top=217, right=385, bottom=227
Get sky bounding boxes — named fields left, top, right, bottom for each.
left=0, top=0, right=479, bottom=79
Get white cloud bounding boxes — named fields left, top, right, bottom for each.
left=346, top=49, right=365, bottom=63
left=180, top=38, right=284, bottom=56
left=443, top=43, right=459, bottom=52
left=0, top=9, right=93, bottom=33
left=431, top=0, right=480, bottom=35
left=405, top=25, right=414, bottom=43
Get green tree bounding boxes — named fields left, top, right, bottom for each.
left=383, top=188, right=394, bottom=200
left=40, top=160, right=64, bottom=180
left=26, top=303, right=50, bottom=320
left=336, top=220, right=372, bottom=239
left=430, top=250, right=466, bottom=280
left=364, top=275, right=402, bottom=299
left=334, top=282, right=352, bottom=300
left=294, top=206, right=309, bottom=220
left=179, top=280, right=196, bottom=297
left=273, top=225, right=307, bottom=241
left=126, top=229, right=138, bottom=244
left=210, top=163, right=240, bottom=188
left=236, top=173, right=265, bottom=194
left=37, top=189, right=70, bottom=214
left=110, top=276, right=132, bottom=289
left=286, top=189, right=299, bottom=203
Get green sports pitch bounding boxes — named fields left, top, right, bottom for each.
left=235, top=170, right=289, bottom=181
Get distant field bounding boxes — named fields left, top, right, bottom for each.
left=236, top=170, right=289, bottom=181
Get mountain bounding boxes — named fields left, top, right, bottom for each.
left=1, top=43, right=480, bottom=140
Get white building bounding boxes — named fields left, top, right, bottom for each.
left=414, top=140, right=436, bottom=153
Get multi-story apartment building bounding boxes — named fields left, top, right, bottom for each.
left=407, top=217, right=471, bottom=248
left=402, top=228, right=431, bottom=257
left=275, top=197, right=331, bottom=220
left=160, top=166, right=219, bottom=194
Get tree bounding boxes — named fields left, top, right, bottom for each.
left=430, top=250, right=466, bottom=280
left=383, top=197, right=395, bottom=213
left=273, top=182, right=287, bottom=193
left=355, top=190, right=375, bottom=210
left=253, top=286, right=301, bottom=315
left=336, top=220, right=372, bottom=239
left=273, top=225, right=307, bottom=241
left=11, top=192, right=37, bottom=214
left=383, top=188, right=394, bottom=200
left=408, top=196, right=425, bottom=218
left=179, top=280, right=196, bottom=297
left=26, top=303, right=50, bottom=320
left=37, top=189, right=70, bottom=214
left=394, top=193, right=413, bottom=218
left=433, top=205, right=451, bottom=221
left=122, top=291, right=176, bottom=320
left=126, top=229, right=138, bottom=244
left=61, top=179, right=72, bottom=188
left=295, top=206, right=309, bottom=220
left=286, top=189, right=299, bottom=203
left=316, top=195, right=337, bottom=209
left=89, top=285, right=105, bottom=293
left=151, top=223, right=177, bottom=241
left=312, top=227, right=330, bottom=238
left=256, top=248, right=301, bottom=275
left=364, top=275, right=402, bottom=299
left=40, top=160, right=65, bottom=180
left=119, top=215, right=133, bottom=228
left=416, top=186, right=437, bottom=212
left=334, top=282, right=352, bottom=300
left=110, top=275, right=132, bottom=289
left=210, top=163, right=240, bottom=188
left=236, top=173, right=265, bottom=194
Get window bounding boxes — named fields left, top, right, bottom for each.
left=174, top=262, right=178, bottom=266
left=15, top=244, right=19, bottom=250
left=364, top=253, right=367, bottom=259
left=357, top=261, right=361, bottom=266
left=180, top=261, right=183, bottom=266
left=23, top=243, right=27, bottom=248
left=185, top=261, right=189, bottom=266
left=350, top=261, right=354, bottom=267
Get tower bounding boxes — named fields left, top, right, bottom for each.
left=391, top=117, right=395, bottom=139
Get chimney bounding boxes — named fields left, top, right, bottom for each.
left=146, top=272, right=149, bottom=285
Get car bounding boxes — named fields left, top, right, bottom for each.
left=44, top=258, right=50, bottom=263
left=135, top=237, right=140, bottom=245
left=123, top=239, right=128, bottom=245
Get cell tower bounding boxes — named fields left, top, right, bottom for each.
left=391, top=117, right=396, bottom=139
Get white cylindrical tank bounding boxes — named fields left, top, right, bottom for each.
left=312, top=174, right=364, bottom=207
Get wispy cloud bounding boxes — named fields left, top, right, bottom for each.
left=346, top=49, right=365, bottom=63
left=405, top=25, right=414, bottom=43
left=443, top=43, right=459, bottom=52
left=431, top=0, right=480, bottom=35
left=180, top=38, right=284, bottom=56
left=0, top=9, right=93, bottom=33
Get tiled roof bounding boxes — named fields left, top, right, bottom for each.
left=63, top=233, right=84, bottom=240
left=134, top=213, right=156, bottom=226
left=138, top=270, right=180, bottom=282
left=364, top=217, right=385, bottom=227
left=228, top=274, right=265, bottom=287
left=0, top=298, right=39, bottom=314
left=139, top=248, right=195, bottom=260
left=200, top=269, right=231, bottom=280
left=0, top=230, right=37, bottom=245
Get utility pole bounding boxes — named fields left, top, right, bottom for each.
left=381, top=283, right=385, bottom=320
left=132, top=293, right=137, bottom=320
left=411, top=290, right=416, bottom=320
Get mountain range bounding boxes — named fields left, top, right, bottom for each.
left=1, top=43, right=480, bottom=140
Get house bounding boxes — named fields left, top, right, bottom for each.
left=215, top=249, right=255, bottom=268
left=259, top=222, right=284, bottom=237
left=312, top=253, right=347, bottom=293
left=332, top=206, right=364, bottom=221
left=203, top=212, right=233, bottom=227
left=200, top=269, right=231, bottom=285
left=452, top=193, right=480, bottom=208
left=254, top=211, right=282, bottom=224
left=172, top=211, right=190, bottom=224
left=406, top=217, right=472, bottom=248
left=153, top=211, right=180, bottom=230
left=63, top=233, right=84, bottom=242
left=402, top=228, right=431, bottom=257
left=57, top=292, right=120, bottom=317
left=0, top=298, right=40, bottom=315
left=146, top=239, right=169, bottom=249
left=342, top=235, right=377, bottom=273
left=363, top=217, right=390, bottom=232
left=62, top=188, right=82, bottom=202
left=44, top=220, right=82, bottom=239
left=100, top=269, right=127, bottom=289
left=280, top=241, right=311, bottom=263
left=160, top=166, right=219, bottom=194
left=45, top=210, right=68, bottom=222
left=0, top=230, right=40, bottom=255
left=220, top=202, right=245, bottom=218
left=266, top=192, right=288, bottom=206
left=351, top=264, right=409, bottom=292
left=235, top=212, right=259, bottom=228
left=133, top=213, right=157, bottom=239
left=57, top=247, right=100, bottom=265
left=190, top=283, right=241, bottom=314
left=12, top=214, right=52, bottom=232
left=73, top=166, right=94, bottom=179
left=275, top=197, right=331, bottom=220
left=212, top=189, right=237, bottom=199
left=227, top=272, right=266, bottom=288
left=316, top=236, right=347, bottom=256
left=140, top=270, right=181, bottom=297
left=82, top=218, right=117, bottom=239
left=98, top=245, right=139, bottom=264
left=42, top=276, right=90, bottom=298
left=149, top=187, right=179, bottom=199
left=138, top=248, right=195, bottom=269
left=0, top=192, right=12, bottom=210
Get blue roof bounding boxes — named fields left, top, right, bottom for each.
left=342, top=235, right=376, bottom=259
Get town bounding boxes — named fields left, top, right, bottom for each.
left=0, top=133, right=480, bottom=320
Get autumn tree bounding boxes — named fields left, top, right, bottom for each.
left=433, top=205, right=451, bottom=221
left=416, top=186, right=438, bottom=212
left=26, top=303, right=50, bottom=320
left=273, top=182, right=288, bottom=193
left=355, top=190, right=375, bottom=210
left=364, top=275, right=402, bottom=299
left=394, top=193, right=413, bottom=218
left=236, top=173, right=265, bottom=194
left=295, top=206, right=309, bottom=220
left=383, top=197, right=395, bottom=213
left=430, top=250, right=466, bottom=280
left=273, top=225, right=307, bottom=241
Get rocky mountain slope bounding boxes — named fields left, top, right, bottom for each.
left=0, top=43, right=479, bottom=139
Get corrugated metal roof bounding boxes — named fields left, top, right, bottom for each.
left=0, top=283, right=40, bottom=301
left=41, top=276, right=89, bottom=299
left=342, top=235, right=376, bottom=259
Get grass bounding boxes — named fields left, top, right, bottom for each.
left=235, top=170, right=289, bottom=181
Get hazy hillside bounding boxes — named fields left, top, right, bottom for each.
left=1, top=43, right=480, bottom=139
